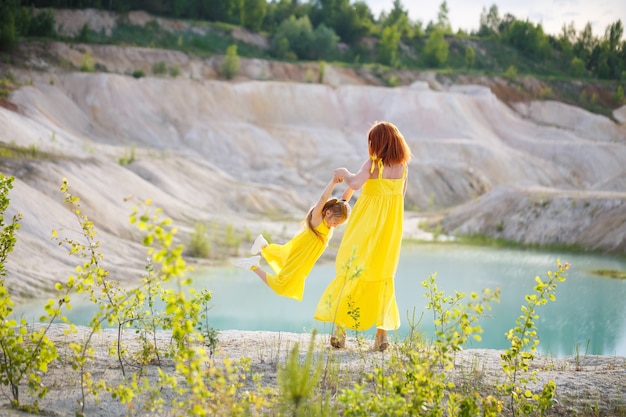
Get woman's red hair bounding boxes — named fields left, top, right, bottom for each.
left=368, top=121, right=412, bottom=165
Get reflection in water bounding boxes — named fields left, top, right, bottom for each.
left=12, top=244, right=626, bottom=357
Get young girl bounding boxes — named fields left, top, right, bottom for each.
left=314, top=121, right=412, bottom=351
left=235, top=177, right=351, bottom=301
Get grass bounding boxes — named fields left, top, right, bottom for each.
left=0, top=142, right=48, bottom=159
left=77, top=19, right=267, bottom=59
left=415, top=226, right=624, bottom=259
left=588, top=269, right=626, bottom=279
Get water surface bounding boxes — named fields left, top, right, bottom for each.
left=190, top=243, right=626, bottom=357
left=14, top=244, right=626, bottom=357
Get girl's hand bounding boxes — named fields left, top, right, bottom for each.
left=334, top=168, right=348, bottom=182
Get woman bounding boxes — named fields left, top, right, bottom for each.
left=314, top=121, right=412, bottom=351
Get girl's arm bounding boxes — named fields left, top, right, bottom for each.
left=310, top=177, right=340, bottom=225
left=334, top=159, right=370, bottom=191
left=341, top=187, right=354, bottom=202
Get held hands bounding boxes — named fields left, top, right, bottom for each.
left=334, top=168, right=349, bottom=183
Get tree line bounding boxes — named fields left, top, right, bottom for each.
left=1, top=0, right=625, bottom=81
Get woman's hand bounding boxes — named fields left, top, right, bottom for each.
left=334, top=168, right=349, bottom=183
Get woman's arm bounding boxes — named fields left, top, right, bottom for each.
left=403, top=167, right=408, bottom=196
left=334, top=159, right=370, bottom=191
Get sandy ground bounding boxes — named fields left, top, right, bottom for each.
left=0, top=324, right=624, bottom=417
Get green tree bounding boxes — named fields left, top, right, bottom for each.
left=271, top=15, right=313, bottom=60
left=311, top=0, right=372, bottom=44
left=204, top=0, right=239, bottom=23
left=263, top=0, right=310, bottom=32
left=436, top=0, right=452, bottom=34
left=504, top=19, right=551, bottom=60
left=570, top=56, right=586, bottom=77
left=382, top=0, right=411, bottom=39
left=478, top=4, right=500, bottom=36
left=28, top=8, right=56, bottom=37
left=423, top=28, right=449, bottom=67
left=556, top=21, right=577, bottom=60
left=309, top=23, right=339, bottom=60
left=602, top=20, right=624, bottom=79
left=0, top=0, right=19, bottom=52
left=573, top=22, right=596, bottom=65
left=240, top=0, right=267, bottom=32
left=378, top=24, right=401, bottom=67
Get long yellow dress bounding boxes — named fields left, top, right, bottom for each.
left=314, top=161, right=405, bottom=331
left=262, top=221, right=332, bottom=301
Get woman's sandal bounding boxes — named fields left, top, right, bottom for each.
left=373, top=331, right=388, bottom=352
left=330, top=327, right=346, bottom=349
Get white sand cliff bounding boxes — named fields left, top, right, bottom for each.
left=1, top=68, right=625, bottom=298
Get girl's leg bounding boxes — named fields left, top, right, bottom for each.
left=251, top=266, right=268, bottom=285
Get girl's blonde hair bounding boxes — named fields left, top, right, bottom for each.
left=368, top=121, right=412, bottom=165
left=306, top=198, right=351, bottom=242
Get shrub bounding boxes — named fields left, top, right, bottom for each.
left=80, top=52, right=94, bottom=72
left=152, top=60, right=168, bottom=75
left=318, top=61, right=326, bottom=84
left=0, top=175, right=61, bottom=412
left=188, top=222, right=212, bottom=258
left=504, top=64, right=518, bottom=81
left=221, top=44, right=240, bottom=80
left=613, top=85, right=624, bottom=104
left=498, top=261, right=568, bottom=416
left=570, top=56, right=586, bottom=77
left=169, top=63, right=181, bottom=77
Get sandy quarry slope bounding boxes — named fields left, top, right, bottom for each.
left=0, top=9, right=625, bottom=301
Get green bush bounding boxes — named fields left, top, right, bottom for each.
left=80, top=52, right=95, bottom=72
left=188, top=222, right=212, bottom=258
left=613, top=85, right=624, bottom=104
left=504, top=64, right=518, bottom=81
left=221, top=44, right=240, bottom=80
left=169, top=63, right=181, bottom=77
left=152, top=60, right=168, bottom=75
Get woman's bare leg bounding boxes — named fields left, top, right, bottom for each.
left=374, top=329, right=388, bottom=351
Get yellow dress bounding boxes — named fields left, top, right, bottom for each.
left=262, top=221, right=332, bottom=301
left=314, top=161, right=406, bottom=331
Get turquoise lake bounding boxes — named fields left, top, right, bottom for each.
left=191, top=243, right=626, bottom=357
left=14, top=244, right=626, bottom=358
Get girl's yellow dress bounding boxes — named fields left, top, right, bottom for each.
left=262, top=221, right=332, bottom=301
left=314, top=161, right=406, bottom=331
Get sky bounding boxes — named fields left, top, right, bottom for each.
left=364, top=0, right=625, bottom=39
